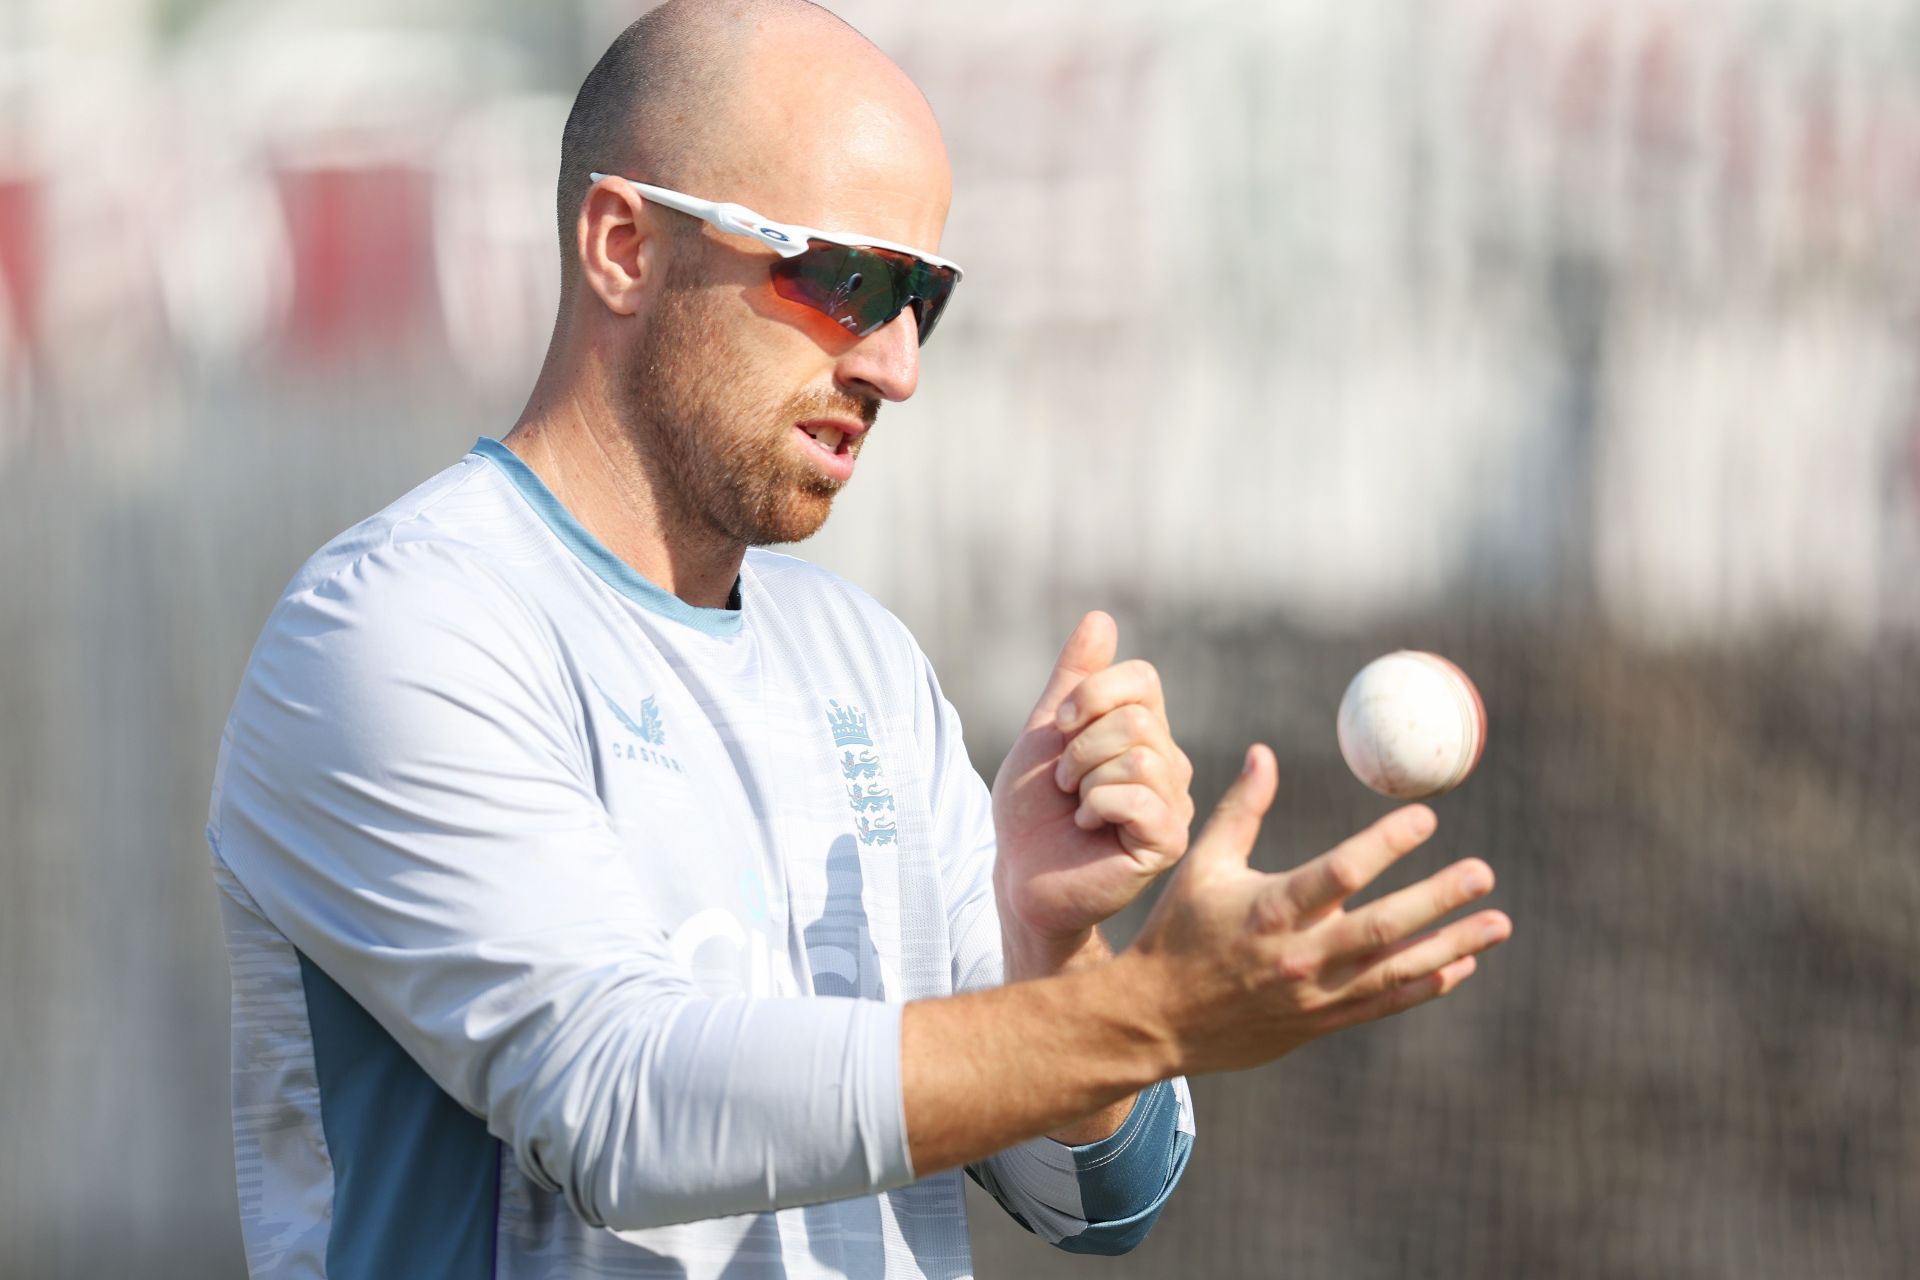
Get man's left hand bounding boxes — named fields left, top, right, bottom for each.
left=991, top=612, right=1197, bottom=966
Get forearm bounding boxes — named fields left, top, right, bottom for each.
left=999, top=923, right=1141, bottom=1145
left=506, top=991, right=913, bottom=1231
left=900, top=950, right=1172, bottom=1176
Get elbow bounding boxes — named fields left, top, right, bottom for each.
left=1052, top=1206, right=1167, bottom=1256
left=1052, top=1085, right=1195, bottom=1257
left=1057, top=1232, right=1150, bottom=1257
left=491, top=991, right=707, bottom=1232
left=507, top=1025, right=723, bottom=1232
left=499, top=992, right=910, bottom=1233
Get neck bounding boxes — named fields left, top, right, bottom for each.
left=503, top=356, right=745, bottom=612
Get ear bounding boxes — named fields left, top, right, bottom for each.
left=575, top=177, right=666, bottom=317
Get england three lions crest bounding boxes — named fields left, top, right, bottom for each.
left=825, top=700, right=897, bottom=847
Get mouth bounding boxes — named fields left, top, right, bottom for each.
left=792, top=417, right=866, bottom=482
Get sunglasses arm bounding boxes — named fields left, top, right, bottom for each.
left=588, top=172, right=811, bottom=259
left=588, top=172, right=963, bottom=278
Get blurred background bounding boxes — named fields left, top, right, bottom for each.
left=2, top=0, right=1916, bottom=1276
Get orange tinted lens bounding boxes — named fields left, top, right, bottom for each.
left=769, top=243, right=956, bottom=344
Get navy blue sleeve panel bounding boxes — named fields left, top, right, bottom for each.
left=299, top=952, right=501, bottom=1280
left=1056, top=1080, right=1193, bottom=1255
left=966, top=1079, right=1195, bottom=1256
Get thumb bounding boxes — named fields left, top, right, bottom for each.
left=1189, top=745, right=1279, bottom=869
left=1025, top=611, right=1119, bottom=731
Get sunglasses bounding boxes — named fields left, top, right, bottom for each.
left=589, top=172, right=963, bottom=344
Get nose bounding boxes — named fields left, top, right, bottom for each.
left=833, top=307, right=921, bottom=403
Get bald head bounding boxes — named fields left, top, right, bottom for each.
left=556, top=0, right=948, bottom=302
left=525, top=1, right=952, bottom=557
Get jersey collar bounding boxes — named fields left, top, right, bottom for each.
left=471, top=437, right=745, bottom=637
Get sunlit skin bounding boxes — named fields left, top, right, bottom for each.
left=504, top=11, right=1163, bottom=1155
left=506, top=17, right=947, bottom=610
left=502, top=3, right=1510, bottom=1184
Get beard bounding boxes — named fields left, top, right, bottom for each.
left=618, top=269, right=879, bottom=548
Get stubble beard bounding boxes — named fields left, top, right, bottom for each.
left=621, top=277, right=877, bottom=549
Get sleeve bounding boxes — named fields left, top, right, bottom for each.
left=915, top=643, right=1196, bottom=1254
left=212, top=541, right=914, bottom=1232
left=966, top=1079, right=1197, bottom=1256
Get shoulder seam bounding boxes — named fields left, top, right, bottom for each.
left=285, top=461, right=512, bottom=609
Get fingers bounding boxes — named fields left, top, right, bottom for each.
left=1071, top=781, right=1179, bottom=843
left=1067, top=738, right=1197, bottom=859
left=1054, top=658, right=1167, bottom=735
left=1052, top=706, right=1182, bottom=794
left=1073, top=741, right=1191, bottom=821
left=1321, top=858, right=1496, bottom=959
left=1278, top=806, right=1438, bottom=921
left=1310, top=955, right=1480, bottom=1034
left=1023, top=612, right=1118, bottom=732
left=1054, top=702, right=1188, bottom=792
left=1327, top=909, right=1510, bottom=1000
left=1187, top=745, right=1279, bottom=870
left=1074, top=785, right=1192, bottom=865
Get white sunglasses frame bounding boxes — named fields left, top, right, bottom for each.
left=587, top=172, right=964, bottom=279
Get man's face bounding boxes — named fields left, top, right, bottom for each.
left=607, top=37, right=953, bottom=549
left=619, top=231, right=880, bottom=547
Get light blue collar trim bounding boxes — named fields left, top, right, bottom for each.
left=470, top=437, right=744, bottom=637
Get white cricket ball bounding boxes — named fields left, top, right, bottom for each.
left=1336, top=651, right=1487, bottom=799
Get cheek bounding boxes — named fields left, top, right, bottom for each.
left=659, top=283, right=845, bottom=440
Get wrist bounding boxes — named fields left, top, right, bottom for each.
left=993, top=867, right=1104, bottom=980
left=1068, top=949, right=1183, bottom=1088
left=1000, top=915, right=1105, bottom=983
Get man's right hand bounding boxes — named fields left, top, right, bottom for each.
left=900, top=742, right=1510, bottom=1177
left=1120, top=744, right=1511, bottom=1077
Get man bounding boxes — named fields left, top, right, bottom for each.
left=207, top=2, right=1511, bottom=1276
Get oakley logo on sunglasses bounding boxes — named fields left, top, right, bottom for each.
left=588, top=172, right=964, bottom=344
left=829, top=274, right=865, bottom=306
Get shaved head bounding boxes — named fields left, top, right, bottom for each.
left=556, top=0, right=931, bottom=298
left=528, top=0, right=953, bottom=557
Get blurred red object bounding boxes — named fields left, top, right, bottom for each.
left=0, top=174, right=40, bottom=354
left=273, top=163, right=433, bottom=361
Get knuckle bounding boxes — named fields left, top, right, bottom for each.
left=1064, top=734, right=1096, bottom=772
left=1068, top=667, right=1107, bottom=701
left=1250, top=890, right=1292, bottom=935
left=1121, top=703, right=1156, bottom=736
left=1325, top=856, right=1364, bottom=896
left=1273, top=949, right=1318, bottom=985
left=1361, top=914, right=1395, bottom=953
left=1125, top=745, right=1157, bottom=777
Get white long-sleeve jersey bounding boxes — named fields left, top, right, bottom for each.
left=207, top=438, right=1194, bottom=1279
